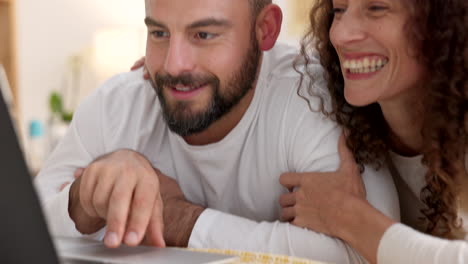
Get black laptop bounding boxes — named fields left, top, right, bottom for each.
left=0, top=89, right=59, bottom=262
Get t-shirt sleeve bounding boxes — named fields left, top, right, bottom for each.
left=378, top=223, right=468, bottom=264
left=189, top=208, right=368, bottom=263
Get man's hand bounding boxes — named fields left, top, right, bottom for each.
left=130, top=56, right=149, bottom=80
left=155, top=170, right=205, bottom=247
left=69, top=149, right=165, bottom=248
left=278, top=134, right=366, bottom=237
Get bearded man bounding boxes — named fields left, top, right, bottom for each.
left=35, top=0, right=398, bottom=263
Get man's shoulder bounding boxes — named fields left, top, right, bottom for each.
left=71, top=69, right=165, bottom=152
left=256, top=43, right=335, bottom=143
left=260, top=43, right=331, bottom=113
left=263, top=43, right=320, bottom=76
left=254, top=44, right=341, bottom=174
left=96, top=69, right=155, bottom=102
left=82, top=69, right=160, bottom=118
left=260, top=44, right=327, bottom=103
left=262, top=43, right=301, bottom=79
left=74, top=69, right=161, bottom=131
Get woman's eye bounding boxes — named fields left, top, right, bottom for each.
left=196, top=32, right=216, bottom=40
left=331, top=6, right=346, bottom=19
left=368, top=5, right=388, bottom=12
left=332, top=7, right=346, bottom=15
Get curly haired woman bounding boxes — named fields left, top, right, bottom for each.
left=279, top=0, right=468, bottom=263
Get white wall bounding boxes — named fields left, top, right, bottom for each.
left=16, top=0, right=145, bottom=144
left=15, top=0, right=302, bottom=151
left=276, top=0, right=305, bottom=46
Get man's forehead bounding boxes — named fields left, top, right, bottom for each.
left=145, top=0, right=250, bottom=20
left=145, top=0, right=250, bottom=17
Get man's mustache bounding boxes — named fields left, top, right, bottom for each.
left=154, top=73, right=219, bottom=88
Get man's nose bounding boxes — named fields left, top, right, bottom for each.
left=163, top=36, right=196, bottom=76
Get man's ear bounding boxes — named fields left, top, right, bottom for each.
left=255, top=4, right=283, bottom=51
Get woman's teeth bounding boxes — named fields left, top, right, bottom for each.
left=342, top=57, right=389, bottom=74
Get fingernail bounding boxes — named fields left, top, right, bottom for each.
left=125, top=232, right=139, bottom=246
left=158, top=235, right=166, bottom=248
left=105, top=232, right=119, bottom=247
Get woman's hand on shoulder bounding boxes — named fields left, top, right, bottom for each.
left=131, top=56, right=150, bottom=80
left=279, top=133, right=366, bottom=237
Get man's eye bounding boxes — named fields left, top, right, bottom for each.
left=196, top=32, right=216, bottom=40
left=151, top=30, right=169, bottom=38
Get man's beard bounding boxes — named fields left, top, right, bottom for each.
left=149, top=35, right=261, bottom=137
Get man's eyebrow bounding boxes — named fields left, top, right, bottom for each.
left=187, top=18, right=233, bottom=29
left=144, top=17, right=167, bottom=29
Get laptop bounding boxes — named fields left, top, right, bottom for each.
left=0, top=90, right=236, bottom=264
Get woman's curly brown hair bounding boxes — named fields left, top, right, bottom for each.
left=299, top=0, right=468, bottom=237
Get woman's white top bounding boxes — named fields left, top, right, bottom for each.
left=377, top=154, right=468, bottom=263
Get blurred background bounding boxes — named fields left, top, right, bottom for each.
left=0, top=0, right=314, bottom=174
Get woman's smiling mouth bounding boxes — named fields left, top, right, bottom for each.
left=341, top=55, right=389, bottom=79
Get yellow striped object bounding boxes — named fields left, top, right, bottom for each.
left=189, top=248, right=329, bottom=264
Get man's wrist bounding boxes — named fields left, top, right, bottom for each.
left=180, top=202, right=205, bottom=247
left=164, top=198, right=205, bottom=247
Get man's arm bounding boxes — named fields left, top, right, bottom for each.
left=165, top=166, right=396, bottom=264
left=35, top=74, right=165, bottom=248
left=156, top=142, right=397, bottom=263
left=189, top=209, right=366, bottom=263
left=150, top=176, right=366, bottom=263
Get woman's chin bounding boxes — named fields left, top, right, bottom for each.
left=344, top=91, right=375, bottom=107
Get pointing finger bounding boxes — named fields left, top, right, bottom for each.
left=104, top=177, right=135, bottom=248
left=124, top=181, right=157, bottom=247
left=146, top=193, right=165, bottom=248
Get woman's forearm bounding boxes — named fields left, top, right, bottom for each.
left=336, top=196, right=396, bottom=264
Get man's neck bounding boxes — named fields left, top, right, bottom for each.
left=379, top=85, right=426, bottom=156
left=183, top=86, right=256, bottom=146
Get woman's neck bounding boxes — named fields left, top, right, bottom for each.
left=379, top=86, right=426, bottom=156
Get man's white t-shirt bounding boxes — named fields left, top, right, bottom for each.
left=35, top=43, right=399, bottom=263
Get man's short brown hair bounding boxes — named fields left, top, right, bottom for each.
left=249, top=0, right=272, bottom=17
